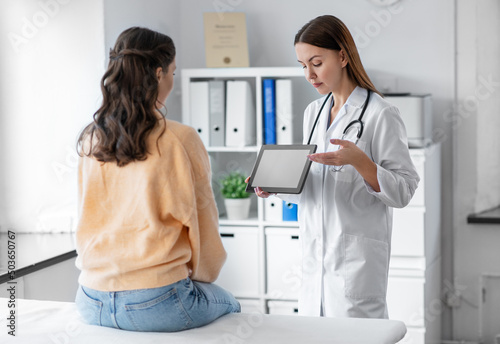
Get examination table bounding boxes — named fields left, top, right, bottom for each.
left=0, top=298, right=406, bottom=343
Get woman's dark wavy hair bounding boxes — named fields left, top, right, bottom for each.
left=295, top=15, right=382, bottom=97
left=77, top=27, right=175, bottom=167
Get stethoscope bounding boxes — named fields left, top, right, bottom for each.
left=306, top=89, right=371, bottom=145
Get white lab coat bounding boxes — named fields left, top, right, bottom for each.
left=278, top=86, right=419, bottom=319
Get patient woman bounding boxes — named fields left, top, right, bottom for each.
left=75, top=26, right=240, bottom=332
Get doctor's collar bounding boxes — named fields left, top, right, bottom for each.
left=342, top=86, right=368, bottom=109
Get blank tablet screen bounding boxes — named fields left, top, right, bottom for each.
left=246, top=144, right=317, bottom=194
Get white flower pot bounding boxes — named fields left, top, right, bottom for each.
left=224, top=198, right=251, bottom=220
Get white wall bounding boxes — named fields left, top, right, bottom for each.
left=471, top=1, right=500, bottom=213
left=103, top=0, right=182, bottom=122
left=454, top=0, right=500, bottom=342
left=0, top=0, right=105, bottom=232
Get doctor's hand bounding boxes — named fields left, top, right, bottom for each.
left=307, top=139, right=365, bottom=168
left=308, top=139, right=381, bottom=192
left=245, top=176, right=276, bottom=198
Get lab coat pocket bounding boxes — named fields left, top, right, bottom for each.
left=343, top=233, right=389, bottom=299
left=328, top=164, right=356, bottom=183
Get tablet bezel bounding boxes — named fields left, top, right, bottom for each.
left=245, top=144, right=317, bottom=194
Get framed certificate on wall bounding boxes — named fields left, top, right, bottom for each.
left=203, top=12, right=250, bottom=68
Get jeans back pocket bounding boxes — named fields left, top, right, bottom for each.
left=75, top=286, right=103, bottom=326
left=124, top=287, right=193, bottom=332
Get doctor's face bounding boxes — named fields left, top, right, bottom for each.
left=295, top=42, right=346, bottom=95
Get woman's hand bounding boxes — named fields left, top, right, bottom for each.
left=307, top=139, right=364, bottom=167
left=245, top=176, right=276, bottom=198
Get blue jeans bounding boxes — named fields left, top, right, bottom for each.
left=75, top=278, right=240, bottom=332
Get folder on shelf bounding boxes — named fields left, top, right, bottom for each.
left=262, top=78, right=276, bottom=144
left=264, top=197, right=283, bottom=222
left=209, top=80, right=226, bottom=147
left=282, top=201, right=298, bottom=221
left=276, top=79, right=293, bottom=144
left=190, top=81, right=210, bottom=146
left=225, top=80, right=255, bottom=147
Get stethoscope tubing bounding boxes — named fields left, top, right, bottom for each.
left=306, top=92, right=331, bottom=145
left=307, top=89, right=371, bottom=145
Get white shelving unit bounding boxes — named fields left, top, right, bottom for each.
left=181, top=69, right=442, bottom=342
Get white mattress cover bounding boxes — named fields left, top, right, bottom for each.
left=0, top=298, right=406, bottom=343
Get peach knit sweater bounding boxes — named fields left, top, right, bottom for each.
left=75, top=119, right=225, bottom=291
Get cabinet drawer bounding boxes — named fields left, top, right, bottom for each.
left=216, top=227, right=260, bottom=296
left=392, top=208, right=425, bottom=257
left=387, top=276, right=425, bottom=327
left=267, top=300, right=299, bottom=315
left=265, top=227, right=301, bottom=299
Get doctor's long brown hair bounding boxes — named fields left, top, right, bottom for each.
left=295, top=15, right=382, bottom=97
left=77, top=27, right=175, bottom=167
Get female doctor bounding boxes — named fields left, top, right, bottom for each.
left=252, top=15, right=420, bottom=319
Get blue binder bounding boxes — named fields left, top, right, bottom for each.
left=282, top=201, right=298, bottom=221
left=262, top=79, right=276, bottom=144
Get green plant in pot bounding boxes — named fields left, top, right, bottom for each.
left=220, top=172, right=251, bottom=220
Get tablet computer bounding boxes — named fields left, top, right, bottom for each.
left=246, top=144, right=317, bottom=194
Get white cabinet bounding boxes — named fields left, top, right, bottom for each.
left=387, top=275, right=426, bottom=327
left=392, top=208, right=426, bottom=257
left=267, top=300, right=299, bottom=315
left=265, top=227, right=301, bottom=300
left=388, top=145, right=441, bottom=344
left=216, top=227, right=260, bottom=297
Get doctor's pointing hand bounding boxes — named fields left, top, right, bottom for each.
left=251, top=15, right=419, bottom=319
